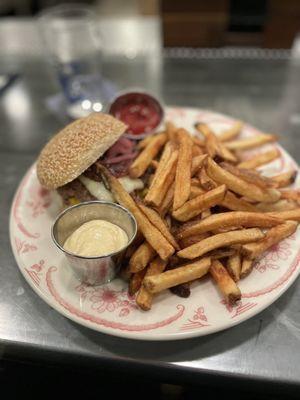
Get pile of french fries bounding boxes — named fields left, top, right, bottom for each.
left=98, top=119, right=300, bottom=311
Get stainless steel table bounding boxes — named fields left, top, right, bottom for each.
left=1, top=19, right=300, bottom=398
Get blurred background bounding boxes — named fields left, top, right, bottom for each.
left=0, top=0, right=299, bottom=49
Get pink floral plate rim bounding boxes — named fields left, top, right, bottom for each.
left=9, top=106, right=300, bottom=341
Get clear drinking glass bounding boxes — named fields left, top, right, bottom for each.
left=38, top=3, right=107, bottom=118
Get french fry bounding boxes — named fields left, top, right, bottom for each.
left=137, top=133, right=158, bottom=150
left=129, top=268, right=147, bottom=296
left=210, top=260, right=241, bottom=304
left=98, top=164, right=175, bottom=260
left=280, top=189, right=300, bottom=203
left=170, top=282, right=191, bottom=298
left=145, top=148, right=178, bottom=207
left=137, top=202, right=180, bottom=249
left=271, top=170, right=297, bottom=188
left=191, top=154, right=208, bottom=175
left=176, top=211, right=283, bottom=239
left=173, top=129, right=193, bottom=210
left=196, top=123, right=237, bottom=163
left=242, top=221, right=298, bottom=259
left=178, top=232, right=210, bottom=248
left=136, top=257, right=167, bottom=311
left=157, top=183, right=175, bottom=216
left=220, top=162, right=274, bottom=189
left=240, top=258, right=253, bottom=278
left=267, top=208, right=300, bottom=221
left=172, top=185, right=227, bottom=222
left=202, top=208, right=211, bottom=219
left=218, top=121, right=243, bottom=142
left=190, top=186, right=205, bottom=199
left=129, top=132, right=167, bottom=178
left=192, top=144, right=204, bottom=157
left=206, top=157, right=281, bottom=203
left=209, top=248, right=236, bottom=260
left=221, top=191, right=258, bottom=212
left=238, top=148, right=280, bottom=169
left=192, top=136, right=205, bottom=147
left=129, top=241, right=156, bottom=273
left=177, top=228, right=264, bottom=259
left=150, top=160, right=159, bottom=170
left=256, top=199, right=298, bottom=212
left=225, top=134, right=277, bottom=150
left=226, top=254, right=241, bottom=282
left=198, top=167, right=217, bottom=190
left=165, top=121, right=177, bottom=141
left=143, top=257, right=211, bottom=294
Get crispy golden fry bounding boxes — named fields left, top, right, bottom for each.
left=242, top=221, right=298, bottom=259
left=137, top=202, right=179, bottom=249
left=192, top=136, right=205, bottom=147
left=136, top=257, right=167, bottom=311
left=157, top=183, right=175, bottom=216
left=226, top=254, right=241, bottom=282
left=177, top=228, right=264, bottom=259
left=220, top=162, right=274, bottom=189
left=173, top=129, right=193, bottom=210
left=129, top=268, right=147, bottom=296
left=178, top=232, right=210, bottom=249
left=206, top=157, right=280, bottom=203
left=209, top=248, right=236, bottom=259
left=98, top=164, right=175, bottom=260
left=198, top=167, right=217, bottom=190
left=238, top=148, right=280, bottom=169
left=280, top=189, right=300, bottom=203
left=225, top=134, right=277, bottom=150
left=240, top=258, right=253, bottom=278
left=145, top=149, right=178, bottom=207
left=129, top=132, right=167, bottom=178
left=267, top=208, right=300, bottom=221
left=256, top=199, right=298, bottom=212
left=191, top=177, right=201, bottom=186
left=143, top=257, right=211, bottom=294
left=150, top=160, right=159, bottom=170
left=137, top=133, right=158, bottom=150
left=210, top=260, right=241, bottom=304
left=190, top=186, right=205, bottom=199
left=176, top=211, right=283, bottom=239
left=192, top=144, right=204, bottom=157
left=165, top=121, right=178, bottom=141
left=221, top=191, right=258, bottom=212
left=196, top=123, right=237, bottom=163
left=218, top=121, right=243, bottom=142
left=202, top=208, right=211, bottom=219
left=172, top=185, right=226, bottom=222
left=191, top=154, right=208, bottom=175
left=271, top=170, right=297, bottom=188
left=129, top=241, right=156, bottom=273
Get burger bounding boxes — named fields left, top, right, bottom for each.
left=37, top=112, right=144, bottom=206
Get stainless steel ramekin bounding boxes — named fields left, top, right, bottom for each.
left=51, top=201, right=137, bottom=286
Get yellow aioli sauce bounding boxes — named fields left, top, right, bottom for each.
left=63, top=220, right=128, bottom=257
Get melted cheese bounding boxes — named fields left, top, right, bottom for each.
left=79, top=175, right=144, bottom=202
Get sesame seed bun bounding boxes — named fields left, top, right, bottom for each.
left=37, top=113, right=127, bottom=189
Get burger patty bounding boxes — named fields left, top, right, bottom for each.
left=57, top=178, right=96, bottom=205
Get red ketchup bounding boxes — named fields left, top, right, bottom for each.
left=109, top=92, right=164, bottom=137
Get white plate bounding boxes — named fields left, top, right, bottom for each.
left=9, top=107, right=300, bottom=341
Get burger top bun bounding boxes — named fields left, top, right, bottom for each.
left=37, top=113, right=127, bottom=190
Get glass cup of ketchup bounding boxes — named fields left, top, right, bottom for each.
left=108, top=90, right=164, bottom=139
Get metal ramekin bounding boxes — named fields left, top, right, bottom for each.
left=51, top=201, right=137, bottom=286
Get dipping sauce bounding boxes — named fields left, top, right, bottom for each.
left=109, top=92, right=164, bottom=136
left=63, top=220, right=128, bottom=257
